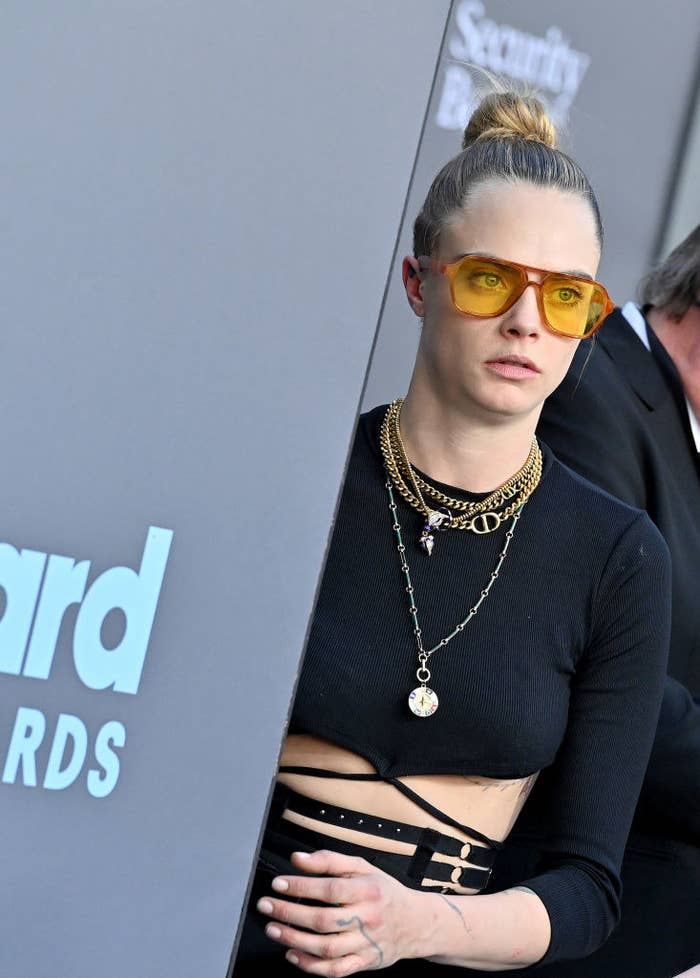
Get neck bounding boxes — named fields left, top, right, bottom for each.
left=400, top=378, right=538, bottom=494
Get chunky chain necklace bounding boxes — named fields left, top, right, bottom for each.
left=385, top=478, right=524, bottom=717
left=380, top=398, right=542, bottom=554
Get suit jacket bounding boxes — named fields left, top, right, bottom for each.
left=538, top=306, right=700, bottom=694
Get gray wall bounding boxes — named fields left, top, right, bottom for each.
left=364, top=0, right=700, bottom=409
left=0, top=3, right=450, bottom=976
left=662, top=77, right=700, bottom=256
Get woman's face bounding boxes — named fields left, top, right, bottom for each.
left=407, top=179, right=601, bottom=427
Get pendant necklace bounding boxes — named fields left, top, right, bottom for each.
left=385, top=478, right=524, bottom=717
left=379, top=398, right=541, bottom=555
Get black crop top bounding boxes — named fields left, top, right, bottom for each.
left=289, top=406, right=671, bottom=965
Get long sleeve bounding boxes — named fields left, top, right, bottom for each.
left=520, top=512, right=672, bottom=964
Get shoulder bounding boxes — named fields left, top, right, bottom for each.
left=358, top=403, right=388, bottom=435
left=333, top=404, right=389, bottom=498
left=544, top=453, right=671, bottom=664
left=351, top=404, right=388, bottom=461
left=543, top=443, right=637, bottom=515
left=542, top=446, right=669, bottom=563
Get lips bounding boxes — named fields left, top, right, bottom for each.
left=484, top=355, right=541, bottom=379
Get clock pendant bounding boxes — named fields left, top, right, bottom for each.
left=408, top=686, right=438, bottom=717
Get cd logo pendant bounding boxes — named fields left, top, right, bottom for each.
left=408, top=686, right=438, bottom=717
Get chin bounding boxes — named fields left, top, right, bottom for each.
left=468, top=389, right=542, bottom=422
left=490, top=404, right=541, bottom=423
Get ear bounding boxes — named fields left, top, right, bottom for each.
left=402, top=257, right=425, bottom=318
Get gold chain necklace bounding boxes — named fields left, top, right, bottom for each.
left=385, top=477, right=524, bottom=717
left=380, top=399, right=542, bottom=553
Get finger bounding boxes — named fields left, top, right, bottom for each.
left=285, top=949, right=368, bottom=977
left=269, top=872, right=372, bottom=906
left=264, top=921, right=362, bottom=960
left=257, top=897, right=362, bottom=934
left=290, top=850, right=375, bottom=879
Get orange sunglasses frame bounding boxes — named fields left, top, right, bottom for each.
left=417, top=254, right=615, bottom=338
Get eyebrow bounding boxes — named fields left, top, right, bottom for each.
left=449, top=252, right=594, bottom=281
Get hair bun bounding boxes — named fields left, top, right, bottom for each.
left=462, top=92, right=557, bottom=150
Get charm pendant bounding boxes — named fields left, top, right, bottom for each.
left=419, top=526, right=435, bottom=556
left=419, top=509, right=452, bottom=556
left=408, top=685, right=439, bottom=717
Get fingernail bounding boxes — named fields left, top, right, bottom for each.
left=256, top=899, right=273, bottom=914
left=271, top=877, right=289, bottom=892
left=287, top=952, right=300, bottom=965
left=293, top=851, right=311, bottom=859
left=266, top=924, right=282, bottom=939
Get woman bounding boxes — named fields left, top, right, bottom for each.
left=235, top=93, right=671, bottom=974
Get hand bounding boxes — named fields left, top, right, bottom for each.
left=256, top=849, right=431, bottom=975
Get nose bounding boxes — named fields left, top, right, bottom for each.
left=500, top=281, right=545, bottom=339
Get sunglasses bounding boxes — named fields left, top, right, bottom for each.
left=418, top=254, right=614, bottom=338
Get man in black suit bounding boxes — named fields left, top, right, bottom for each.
left=534, top=225, right=700, bottom=976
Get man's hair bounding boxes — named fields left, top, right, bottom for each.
left=638, top=225, right=700, bottom=320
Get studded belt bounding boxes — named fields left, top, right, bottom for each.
left=271, top=784, right=496, bottom=891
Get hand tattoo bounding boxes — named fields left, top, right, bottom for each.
left=336, top=916, right=384, bottom=966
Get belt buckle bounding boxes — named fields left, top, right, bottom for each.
left=450, top=863, right=493, bottom=890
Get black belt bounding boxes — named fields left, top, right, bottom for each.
left=271, top=785, right=496, bottom=891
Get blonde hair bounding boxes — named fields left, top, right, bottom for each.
left=462, top=92, right=557, bottom=149
left=413, top=91, right=602, bottom=257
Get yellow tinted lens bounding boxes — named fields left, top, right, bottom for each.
left=452, top=258, right=522, bottom=315
left=585, top=286, right=607, bottom=333
left=542, top=277, right=598, bottom=337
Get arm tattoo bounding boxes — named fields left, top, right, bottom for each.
left=460, top=773, right=538, bottom=797
left=518, top=774, right=538, bottom=800
left=439, top=894, right=472, bottom=936
left=336, top=916, right=384, bottom=966
left=461, top=776, right=513, bottom=792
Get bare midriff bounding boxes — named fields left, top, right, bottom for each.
left=277, top=733, right=538, bottom=894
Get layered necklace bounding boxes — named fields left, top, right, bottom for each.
left=380, top=399, right=543, bottom=717
left=380, top=397, right=542, bottom=554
